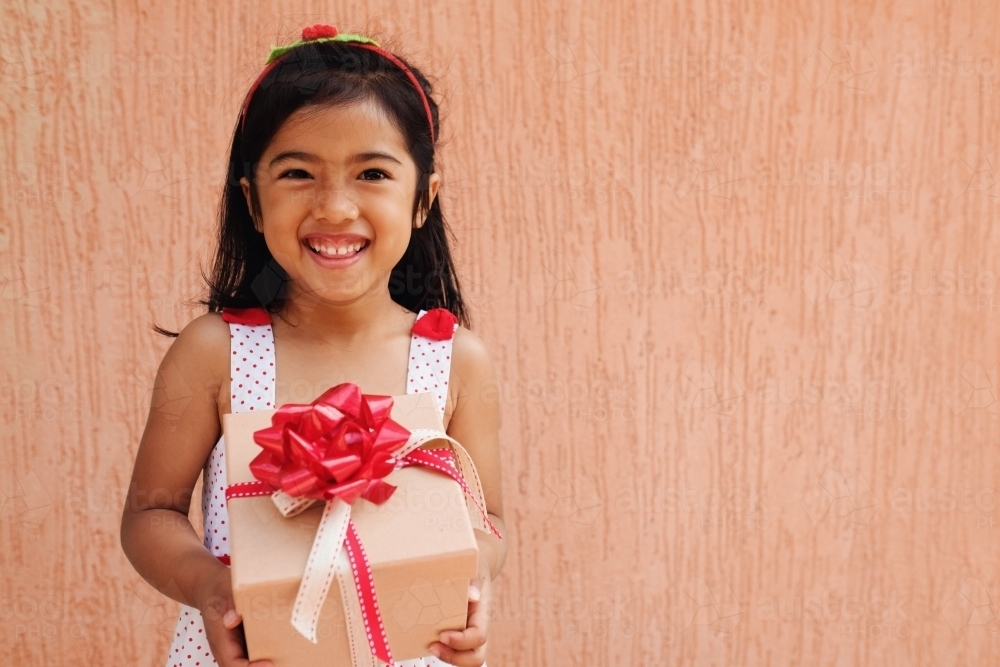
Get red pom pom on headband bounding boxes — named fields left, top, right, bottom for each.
left=239, top=24, right=435, bottom=142
left=301, top=24, right=338, bottom=41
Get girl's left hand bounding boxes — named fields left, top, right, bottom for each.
left=427, top=565, right=493, bottom=666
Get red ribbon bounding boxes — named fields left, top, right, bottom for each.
left=227, top=445, right=477, bottom=665
left=225, top=382, right=497, bottom=665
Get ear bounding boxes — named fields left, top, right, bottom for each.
left=239, top=177, right=261, bottom=233
left=415, top=172, right=442, bottom=229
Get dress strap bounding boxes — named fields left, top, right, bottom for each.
left=224, top=307, right=276, bottom=413
left=406, top=308, right=458, bottom=420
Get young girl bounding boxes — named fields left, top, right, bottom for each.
left=120, top=24, right=507, bottom=667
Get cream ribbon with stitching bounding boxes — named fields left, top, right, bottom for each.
left=267, top=428, right=493, bottom=666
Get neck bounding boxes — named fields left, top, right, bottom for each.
left=275, top=287, right=410, bottom=346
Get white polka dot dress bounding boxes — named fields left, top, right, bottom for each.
left=406, top=311, right=457, bottom=421
left=165, top=308, right=463, bottom=667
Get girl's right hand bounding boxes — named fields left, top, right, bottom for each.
left=195, top=564, right=275, bottom=667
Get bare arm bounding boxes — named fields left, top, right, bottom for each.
left=119, top=313, right=231, bottom=609
left=120, top=314, right=273, bottom=666
left=431, top=326, right=508, bottom=666
left=447, top=326, right=508, bottom=578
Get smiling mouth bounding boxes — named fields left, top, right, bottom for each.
left=305, top=239, right=371, bottom=258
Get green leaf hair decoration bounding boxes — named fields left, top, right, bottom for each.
left=265, top=32, right=380, bottom=64
left=240, top=23, right=436, bottom=142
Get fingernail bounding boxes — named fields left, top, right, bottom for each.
left=428, top=645, right=441, bottom=658
left=469, top=583, right=482, bottom=602
left=224, top=610, right=238, bottom=626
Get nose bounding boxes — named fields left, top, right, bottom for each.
left=313, top=183, right=359, bottom=223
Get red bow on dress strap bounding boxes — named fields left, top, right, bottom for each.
left=411, top=308, right=457, bottom=340
left=221, top=307, right=455, bottom=336
left=221, top=307, right=272, bottom=325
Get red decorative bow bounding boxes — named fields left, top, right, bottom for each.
left=250, top=384, right=410, bottom=505
left=411, top=308, right=458, bottom=341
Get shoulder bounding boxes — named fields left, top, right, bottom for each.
left=174, top=312, right=231, bottom=352
left=452, top=325, right=494, bottom=368
left=450, top=325, right=498, bottom=396
left=159, top=312, right=230, bottom=381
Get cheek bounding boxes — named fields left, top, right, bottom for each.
left=262, top=234, right=302, bottom=275
left=365, top=195, right=413, bottom=237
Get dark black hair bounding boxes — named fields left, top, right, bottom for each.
left=155, top=38, right=469, bottom=336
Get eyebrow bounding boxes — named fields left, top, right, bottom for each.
left=268, top=150, right=403, bottom=168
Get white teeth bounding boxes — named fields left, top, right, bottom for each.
left=307, top=240, right=366, bottom=257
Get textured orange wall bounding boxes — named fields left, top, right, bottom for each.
left=3, top=1, right=1000, bottom=665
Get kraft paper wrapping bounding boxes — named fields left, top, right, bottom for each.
left=223, top=391, right=479, bottom=666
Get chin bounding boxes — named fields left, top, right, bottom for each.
left=295, top=287, right=359, bottom=304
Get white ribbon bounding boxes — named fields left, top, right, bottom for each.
left=268, top=428, right=494, bottom=666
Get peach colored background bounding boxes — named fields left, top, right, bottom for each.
left=3, top=1, right=1000, bottom=665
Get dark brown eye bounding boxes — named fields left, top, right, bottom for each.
left=360, top=169, right=388, bottom=181
left=280, top=169, right=311, bottom=179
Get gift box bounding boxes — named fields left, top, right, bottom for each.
left=223, top=389, right=480, bottom=666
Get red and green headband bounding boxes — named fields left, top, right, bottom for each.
left=239, top=24, right=435, bottom=142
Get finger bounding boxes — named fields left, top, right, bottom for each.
left=429, top=641, right=487, bottom=667
left=207, top=622, right=255, bottom=667
left=202, top=593, right=243, bottom=631
left=209, top=629, right=252, bottom=667
left=438, top=603, right=488, bottom=651
left=468, top=577, right=483, bottom=602
left=224, top=608, right=243, bottom=629
left=437, top=624, right=486, bottom=652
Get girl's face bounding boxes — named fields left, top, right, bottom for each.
left=240, top=99, right=439, bottom=308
